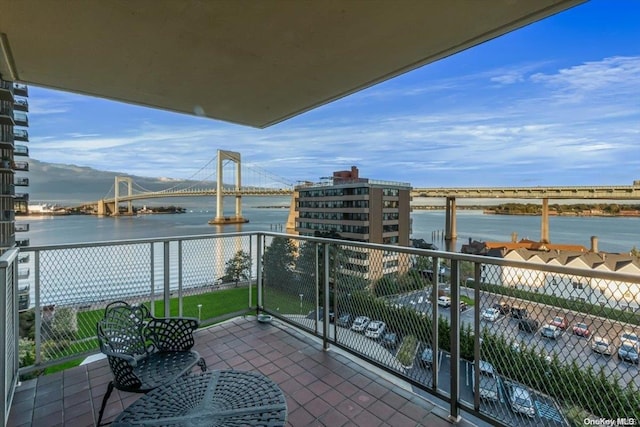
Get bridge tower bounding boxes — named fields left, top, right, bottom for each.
left=113, top=176, right=133, bottom=216
left=208, top=149, right=249, bottom=225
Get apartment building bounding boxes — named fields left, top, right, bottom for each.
left=289, top=166, right=412, bottom=281
left=0, top=74, right=29, bottom=252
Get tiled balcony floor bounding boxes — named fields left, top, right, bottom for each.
left=8, top=316, right=477, bottom=427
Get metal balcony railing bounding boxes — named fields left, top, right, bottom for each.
left=13, top=99, right=28, bottom=112
left=13, top=129, right=28, bottom=142
left=14, top=145, right=28, bottom=156
left=2, top=232, right=639, bottom=427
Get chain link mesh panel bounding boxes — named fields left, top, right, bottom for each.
left=259, top=235, right=640, bottom=427
left=18, top=235, right=256, bottom=368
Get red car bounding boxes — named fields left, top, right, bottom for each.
left=572, top=322, right=591, bottom=337
left=550, top=316, right=567, bottom=330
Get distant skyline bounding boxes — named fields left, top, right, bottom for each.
left=26, top=0, right=640, bottom=188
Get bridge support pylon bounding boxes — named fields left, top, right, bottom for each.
left=541, top=198, right=550, bottom=244
left=114, top=177, right=134, bottom=216
left=208, top=149, right=249, bottom=225
left=444, top=197, right=457, bottom=252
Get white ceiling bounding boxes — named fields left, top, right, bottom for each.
left=0, top=0, right=585, bottom=128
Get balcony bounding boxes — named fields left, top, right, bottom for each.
left=14, top=193, right=28, bottom=202
left=14, top=223, right=29, bottom=232
left=0, top=107, right=15, bottom=126
left=14, top=177, right=29, bottom=187
left=0, top=80, right=13, bottom=102
left=13, top=145, right=28, bottom=157
left=13, top=84, right=28, bottom=97
left=13, top=112, right=28, bottom=127
left=13, top=99, right=28, bottom=112
left=2, top=233, right=640, bottom=426
left=12, top=161, right=28, bottom=172
left=13, top=129, right=28, bottom=142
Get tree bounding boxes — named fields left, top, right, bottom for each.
left=224, top=250, right=251, bottom=287
left=262, top=237, right=296, bottom=290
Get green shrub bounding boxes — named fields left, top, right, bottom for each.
left=396, top=335, right=418, bottom=367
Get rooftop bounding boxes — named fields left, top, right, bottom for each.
left=7, top=316, right=475, bottom=427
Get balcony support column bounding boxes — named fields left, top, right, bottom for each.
left=449, top=258, right=461, bottom=422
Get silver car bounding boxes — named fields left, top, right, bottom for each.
left=510, top=385, right=535, bottom=417
left=591, top=336, right=612, bottom=356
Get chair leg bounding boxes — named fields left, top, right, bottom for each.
left=96, top=381, right=115, bottom=426
left=198, top=357, right=207, bottom=372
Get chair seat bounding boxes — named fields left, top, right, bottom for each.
left=134, top=350, right=203, bottom=391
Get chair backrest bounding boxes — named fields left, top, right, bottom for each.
left=97, top=301, right=151, bottom=357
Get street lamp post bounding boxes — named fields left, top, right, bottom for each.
left=299, top=294, right=303, bottom=314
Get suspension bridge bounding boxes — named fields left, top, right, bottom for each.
left=84, top=149, right=640, bottom=234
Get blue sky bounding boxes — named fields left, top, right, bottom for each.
left=27, top=0, right=640, bottom=188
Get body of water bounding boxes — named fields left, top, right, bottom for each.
left=17, top=200, right=639, bottom=253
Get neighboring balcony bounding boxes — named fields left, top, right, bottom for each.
left=14, top=223, right=29, bottom=232
left=0, top=106, right=15, bottom=126
left=13, top=112, right=28, bottom=127
left=2, top=232, right=639, bottom=427
left=14, top=145, right=28, bottom=156
left=13, top=129, right=28, bottom=142
left=13, top=99, right=28, bottom=112
left=0, top=80, right=13, bottom=101
left=14, top=193, right=29, bottom=202
left=14, top=177, right=29, bottom=187
left=13, top=83, right=28, bottom=97
left=12, top=161, right=28, bottom=171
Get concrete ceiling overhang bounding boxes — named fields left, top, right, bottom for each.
left=0, top=0, right=585, bottom=128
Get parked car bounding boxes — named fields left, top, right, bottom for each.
left=618, top=341, right=639, bottom=364
left=550, top=316, right=567, bottom=330
left=518, top=318, right=539, bottom=333
left=541, top=324, right=561, bottom=339
left=620, top=331, right=639, bottom=345
left=591, top=336, right=613, bottom=356
left=337, top=313, right=352, bottom=327
left=437, top=296, right=451, bottom=307
left=481, top=307, right=500, bottom=322
left=510, top=385, right=536, bottom=418
left=381, top=332, right=398, bottom=349
left=350, top=316, right=370, bottom=332
left=492, top=302, right=511, bottom=315
left=459, top=301, right=468, bottom=312
left=572, top=322, right=590, bottom=337
left=472, top=361, right=499, bottom=401
left=365, top=320, right=386, bottom=339
left=510, top=306, right=528, bottom=319
left=420, top=345, right=434, bottom=368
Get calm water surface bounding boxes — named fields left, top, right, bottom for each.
left=18, top=204, right=639, bottom=253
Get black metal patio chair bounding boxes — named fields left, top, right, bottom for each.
left=96, top=300, right=207, bottom=425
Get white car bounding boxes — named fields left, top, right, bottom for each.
left=350, top=316, right=370, bottom=332
left=541, top=324, right=561, bottom=339
left=437, top=296, right=451, bottom=307
left=365, top=320, right=386, bottom=339
left=591, top=336, right=612, bottom=356
left=510, top=385, right=535, bottom=417
left=481, top=307, right=500, bottom=322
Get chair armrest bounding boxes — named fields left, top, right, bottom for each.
left=101, top=349, right=145, bottom=392
left=146, top=317, right=199, bottom=352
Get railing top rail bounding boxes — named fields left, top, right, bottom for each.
left=20, top=230, right=640, bottom=284
left=257, top=231, right=640, bottom=284
left=0, top=247, right=20, bottom=267
left=20, top=231, right=259, bottom=252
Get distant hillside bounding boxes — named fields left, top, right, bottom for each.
left=26, top=159, right=209, bottom=205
